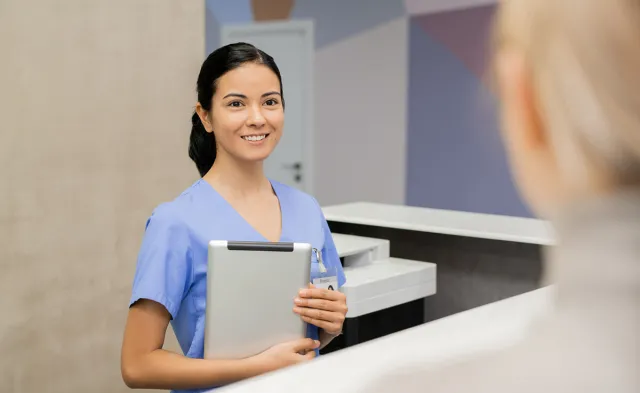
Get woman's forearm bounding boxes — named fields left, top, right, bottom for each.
left=122, top=349, right=268, bottom=390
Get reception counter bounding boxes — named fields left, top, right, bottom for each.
left=324, top=202, right=554, bottom=323
left=325, top=233, right=436, bottom=350
left=215, top=287, right=554, bottom=393
left=324, top=202, right=554, bottom=246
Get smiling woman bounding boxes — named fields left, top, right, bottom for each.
left=120, top=42, right=347, bottom=393
left=189, top=43, right=286, bottom=175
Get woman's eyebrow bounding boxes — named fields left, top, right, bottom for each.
left=262, top=91, right=281, bottom=97
left=222, top=91, right=281, bottom=99
left=222, top=93, right=247, bottom=99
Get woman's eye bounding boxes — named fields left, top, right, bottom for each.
left=264, top=99, right=279, bottom=106
left=228, top=101, right=243, bottom=107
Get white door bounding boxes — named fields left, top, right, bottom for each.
left=221, top=20, right=314, bottom=193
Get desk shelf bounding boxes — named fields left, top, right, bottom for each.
left=324, top=232, right=437, bottom=352
left=343, top=258, right=436, bottom=318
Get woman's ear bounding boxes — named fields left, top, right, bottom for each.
left=497, top=50, right=547, bottom=151
left=195, top=102, right=213, bottom=133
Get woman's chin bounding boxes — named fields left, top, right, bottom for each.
left=237, top=150, right=274, bottom=164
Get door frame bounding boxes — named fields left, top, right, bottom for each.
left=221, top=19, right=315, bottom=195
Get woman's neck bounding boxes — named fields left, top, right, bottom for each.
left=544, top=186, right=640, bottom=300
left=203, top=154, right=271, bottom=198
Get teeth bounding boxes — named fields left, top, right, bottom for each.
left=243, top=135, right=266, bottom=141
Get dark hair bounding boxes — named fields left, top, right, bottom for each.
left=189, top=42, right=285, bottom=177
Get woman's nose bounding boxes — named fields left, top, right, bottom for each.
left=246, top=106, right=266, bottom=127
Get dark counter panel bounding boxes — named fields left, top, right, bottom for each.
left=328, top=221, right=544, bottom=323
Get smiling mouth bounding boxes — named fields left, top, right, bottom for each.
left=241, top=134, right=268, bottom=141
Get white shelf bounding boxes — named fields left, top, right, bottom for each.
left=346, top=280, right=436, bottom=318
left=332, top=233, right=389, bottom=258
left=324, top=202, right=555, bottom=246
left=330, top=233, right=436, bottom=318
left=342, top=258, right=436, bottom=318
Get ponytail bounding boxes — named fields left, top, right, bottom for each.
left=188, top=112, right=216, bottom=177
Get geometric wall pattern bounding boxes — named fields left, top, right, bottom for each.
left=415, top=5, right=494, bottom=79
left=204, top=0, right=532, bottom=217
left=291, top=0, right=405, bottom=48
left=205, top=0, right=406, bottom=51
left=406, top=6, right=532, bottom=217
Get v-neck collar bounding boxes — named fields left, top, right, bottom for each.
left=199, top=178, right=288, bottom=243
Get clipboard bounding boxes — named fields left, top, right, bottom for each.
left=204, top=240, right=312, bottom=359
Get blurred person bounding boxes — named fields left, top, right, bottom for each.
left=361, top=0, right=640, bottom=392
left=120, top=43, right=347, bottom=392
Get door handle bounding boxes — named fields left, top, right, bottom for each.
left=282, top=162, right=302, bottom=171
left=282, top=162, right=302, bottom=182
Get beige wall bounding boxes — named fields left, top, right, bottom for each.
left=0, top=1, right=204, bottom=392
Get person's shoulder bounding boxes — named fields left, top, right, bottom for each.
left=271, top=180, right=321, bottom=210
left=147, top=179, right=206, bottom=226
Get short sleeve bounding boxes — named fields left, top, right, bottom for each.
left=320, top=213, right=347, bottom=288
left=129, top=205, right=193, bottom=319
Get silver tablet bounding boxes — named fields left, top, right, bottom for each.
left=204, top=240, right=312, bottom=360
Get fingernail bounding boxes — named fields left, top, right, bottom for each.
left=293, top=307, right=301, bottom=313
left=294, top=298, right=302, bottom=304
left=314, top=340, right=320, bottom=346
left=299, top=289, right=308, bottom=296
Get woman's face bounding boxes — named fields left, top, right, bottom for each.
left=201, top=62, right=284, bottom=164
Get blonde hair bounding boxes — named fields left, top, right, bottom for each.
left=493, top=0, right=640, bottom=186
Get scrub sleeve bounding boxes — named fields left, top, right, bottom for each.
left=129, top=206, right=194, bottom=319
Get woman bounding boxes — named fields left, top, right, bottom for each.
left=363, top=0, right=640, bottom=392
left=121, top=43, right=348, bottom=392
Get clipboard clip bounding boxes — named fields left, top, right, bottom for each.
left=313, top=247, right=327, bottom=273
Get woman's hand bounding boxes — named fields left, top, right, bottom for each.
left=293, top=284, right=348, bottom=335
left=251, top=338, right=319, bottom=373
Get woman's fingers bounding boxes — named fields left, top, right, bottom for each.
left=290, top=338, right=320, bottom=353
left=300, top=315, right=341, bottom=333
left=293, top=306, right=345, bottom=324
left=294, top=297, right=347, bottom=313
left=303, top=349, right=316, bottom=360
left=295, top=284, right=348, bottom=334
left=298, top=287, right=345, bottom=302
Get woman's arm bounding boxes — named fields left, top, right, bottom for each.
left=121, top=299, right=269, bottom=390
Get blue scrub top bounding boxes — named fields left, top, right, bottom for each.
left=129, top=178, right=346, bottom=393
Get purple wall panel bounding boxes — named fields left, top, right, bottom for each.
left=406, top=14, right=532, bottom=218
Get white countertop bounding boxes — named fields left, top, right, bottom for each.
left=342, top=258, right=436, bottom=317
left=323, top=202, right=555, bottom=246
left=216, top=287, right=554, bottom=393
left=331, top=233, right=389, bottom=258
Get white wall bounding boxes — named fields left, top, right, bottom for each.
left=0, top=1, right=203, bottom=392
left=313, top=17, right=409, bottom=206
